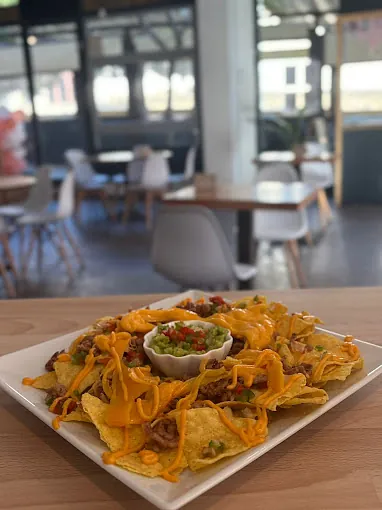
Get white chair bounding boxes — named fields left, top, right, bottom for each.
left=183, top=146, right=197, bottom=181
left=151, top=206, right=257, bottom=290
left=17, top=171, right=83, bottom=278
left=300, top=144, right=334, bottom=228
left=64, top=149, right=109, bottom=220
left=0, top=217, right=17, bottom=298
left=0, top=166, right=53, bottom=218
left=123, top=154, right=170, bottom=229
left=254, top=164, right=309, bottom=288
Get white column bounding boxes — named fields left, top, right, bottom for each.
left=196, top=0, right=258, bottom=185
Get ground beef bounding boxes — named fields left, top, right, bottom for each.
left=45, top=383, right=70, bottom=413
left=283, top=363, right=313, bottom=378
left=76, top=335, right=102, bottom=357
left=123, top=335, right=146, bottom=367
left=191, top=401, right=207, bottom=408
left=45, top=350, right=65, bottom=372
left=205, top=359, right=224, bottom=370
left=290, top=339, right=313, bottom=354
left=252, top=374, right=268, bottom=387
left=144, top=418, right=179, bottom=451
left=177, top=298, right=231, bottom=318
left=198, top=379, right=235, bottom=403
left=229, top=338, right=245, bottom=356
left=90, top=381, right=109, bottom=403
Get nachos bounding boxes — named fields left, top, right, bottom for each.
left=22, top=295, right=363, bottom=482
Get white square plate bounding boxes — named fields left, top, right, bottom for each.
left=1, top=290, right=382, bottom=510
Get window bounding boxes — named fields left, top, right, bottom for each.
left=170, top=59, right=195, bottom=115
left=29, top=23, right=79, bottom=118
left=0, top=76, right=31, bottom=115
left=321, top=64, right=332, bottom=111
left=143, top=61, right=170, bottom=118
left=93, top=65, right=129, bottom=115
left=259, top=57, right=311, bottom=113
left=33, top=71, right=77, bottom=117
left=341, top=61, right=382, bottom=112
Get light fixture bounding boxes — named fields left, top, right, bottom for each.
left=315, top=25, right=326, bottom=37
left=27, top=35, right=37, bottom=46
left=258, top=15, right=281, bottom=28
left=324, top=13, right=337, bottom=25
left=304, top=14, right=316, bottom=24
left=258, top=38, right=312, bottom=53
left=97, top=7, right=107, bottom=18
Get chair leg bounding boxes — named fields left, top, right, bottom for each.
left=286, top=239, right=307, bottom=288
left=145, top=191, right=154, bottom=230
left=23, top=227, right=37, bottom=277
left=122, top=192, right=137, bottom=225
left=305, top=231, right=313, bottom=246
left=0, top=259, right=16, bottom=298
left=75, top=190, right=86, bottom=221
left=284, top=242, right=299, bottom=289
left=37, top=227, right=44, bottom=274
left=19, top=226, right=25, bottom=272
left=1, top=233, right=18, bottom=279
left=54, top=224, right=74, bottom=279
left=62, top=221, right=85, bottom=267
left=317, top=189, right=333, bottom=229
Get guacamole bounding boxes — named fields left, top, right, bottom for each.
left=150, top=322, right=229, bottom=357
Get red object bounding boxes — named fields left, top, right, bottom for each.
left=210, top=296, right=226, bottom=305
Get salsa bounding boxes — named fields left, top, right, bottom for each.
left=150, top=322, right=229, bottom=357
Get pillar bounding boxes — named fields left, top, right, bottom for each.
left=196, top=0, right=258, bottom=185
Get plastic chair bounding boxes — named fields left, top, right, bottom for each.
left=300, top=157, right=333, bottom=229
left=17, top=171, right=83, bottom=278
left=0, top=166, right=53, bottom=218
left=254, top=164, right=309, bottom=288
left=64, top=149, right=109, bottom=220
left=0, top=217, right=17, bottom=298
left=151, top=205, right=257, bottom=289
left=123, top=154, right=170, bottom=229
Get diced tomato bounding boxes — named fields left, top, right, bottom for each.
left=210, top=296, right=225, bottom=305
left=180, top=327, right=195, bottom=336
left=195, top=344, right=206, bottom=351
left=98, top=357, right=111, bottom=365
left=235, top=384, right=244, bottom=394
left=177, top=332, right=185, bottom=342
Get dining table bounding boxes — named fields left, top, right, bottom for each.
left=162, top=182, right=318, bottom=289
left=252, top=150, right=335, bottom=166
left=1, top=288, right=382, bottom=510
left=0, top=175, right=36, bottom=204
left=90, top=150, right=173, bottom=165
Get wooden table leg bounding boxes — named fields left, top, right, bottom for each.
left=237, top=210, right=257, bottom=290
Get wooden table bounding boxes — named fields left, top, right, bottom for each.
left=90, top=150, right=173, bottom=165
left=1, top=289, right=382, bottom=510
left=0, top=175, right=36, bottom=204
left=163, top=183, right=317, bottom=289
left=253, top=150, right=335, bottom=166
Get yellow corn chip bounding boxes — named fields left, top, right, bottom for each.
left=280, top=386, right=329, bottom=407
left=63, top=407, right=92, bottom=423
left=116, top=450, right=187, bottom=478
left=54, top=361, right=103, bottom=394
left=31, top=371, right=57, bottom=390
left=179, top=408, right=250, bottom=471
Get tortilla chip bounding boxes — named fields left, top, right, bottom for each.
left=275, top=315, right=315, bottom=340
left=54, top=361, right=103, bottom=394
left=254, top=374, right=307, bottom=411
left=81, top=393, right=144, bottom=452
left=116, top=450, right=187, bottom=478
left=31, top=371, right=57, bottom=390
left=63, top=407, right=92, bottom=423
left=281, top=386, right=328, bottom=407
left=179, top=408, right=250, bottom=471
left=266, top=301, right=288, bottom=321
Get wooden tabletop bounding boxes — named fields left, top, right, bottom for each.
left=90, top=150, right=173, bottom=164
left=253, top=150, right=335, bottom=165
left=0, top=175, right=36, bottom=191
left=1, top=289, right=382, bottom=510
left=162, top=182, right=317, bottom=210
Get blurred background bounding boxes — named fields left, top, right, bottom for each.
left=0, top=0, right=381, bottom=298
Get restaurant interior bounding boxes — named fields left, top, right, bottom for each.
left=0, top=0, right=381, bottom=299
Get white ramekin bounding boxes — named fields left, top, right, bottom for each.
left=143, top=320, right=233, bottom=378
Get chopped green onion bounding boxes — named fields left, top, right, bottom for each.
left=209, top=440, right=225, bottom=452
left=235, top=389, right=255, bottom=403
left=315, top=345, right=325, bottom=352
left=71, top=351, right=87, bottom=364
left=45, top=396, right=54, bottom=407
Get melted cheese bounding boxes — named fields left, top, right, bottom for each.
left=161, top=409, right=187, bottom=482
left=22, top=377, right=36, bottom=386
left=139, top=450, right=159, bottom=465
left=57, top=353, right=71, bottom=362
